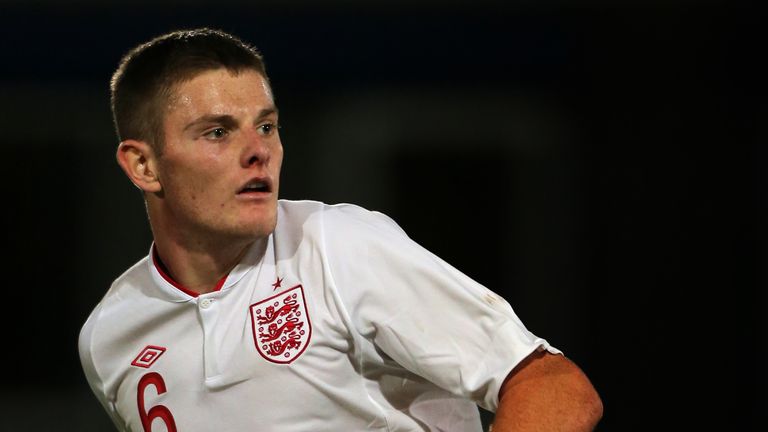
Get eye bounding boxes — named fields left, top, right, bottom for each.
left=203, top=127, right=229, bottom=140
left=258, top=122, right=280, bottom=136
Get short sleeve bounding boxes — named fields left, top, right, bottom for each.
left=321, top=204, right=560, bottom=411
left=79, top=305, right=129, bottom=430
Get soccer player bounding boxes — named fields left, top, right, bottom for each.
left=79, top=28, right=602, bottom=431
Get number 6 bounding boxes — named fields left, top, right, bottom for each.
left=137, top=372, right=177, bottom=432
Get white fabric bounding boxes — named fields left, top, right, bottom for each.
left=79, top=200, right=559, bottom=431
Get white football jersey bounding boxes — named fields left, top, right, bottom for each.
left=79, top=200, right=559, bottom=431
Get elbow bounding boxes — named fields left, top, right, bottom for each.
left=558, top=360, right=604, bottom=431
left=495, top=352, right=604, bottom=431
left=589, top=391, right=604, bottom=430
left=565, top=356, right=604, bottom=430
left=579, top=382, right=604, bottom=431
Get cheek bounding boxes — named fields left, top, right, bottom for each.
left=166, top=168, right=222, bottom=206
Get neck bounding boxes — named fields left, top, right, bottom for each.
left=144, top=196, right=269, bottom=294
left=152, top=237, right=254, bottom=295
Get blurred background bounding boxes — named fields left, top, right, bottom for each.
left=0, top=0, right=763, bottom=430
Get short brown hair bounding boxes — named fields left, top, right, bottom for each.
left=110, top=28, right=268, bottom=151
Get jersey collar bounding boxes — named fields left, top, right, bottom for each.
left=147, top=238, right=268, bottom=301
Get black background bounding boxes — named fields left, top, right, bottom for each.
left=0, top=1, right=764, bottom=430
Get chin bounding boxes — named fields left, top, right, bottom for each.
left=244, top=214, right=278, bottom=239
left=224, top=204, right=277, bottom=238
left=220, top=225, right=274, bottom=244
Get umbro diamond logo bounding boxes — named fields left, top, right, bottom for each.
left=131, top=345, right=167, bottom=368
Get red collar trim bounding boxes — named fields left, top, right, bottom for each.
left=151, top=246, right=228, bottom=298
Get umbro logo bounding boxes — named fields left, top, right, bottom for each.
left=131, top=345, right=167, bottom=368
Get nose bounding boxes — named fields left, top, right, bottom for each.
left=241, top=131, right=271, bottom=168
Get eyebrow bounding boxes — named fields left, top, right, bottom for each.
left=183, top=107, right=279, bottom=132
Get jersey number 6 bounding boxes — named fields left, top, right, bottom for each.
left=137, top=372, right=178, bottom=432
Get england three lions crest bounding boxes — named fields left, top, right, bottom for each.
left=250, top=285, right=312, bottom=364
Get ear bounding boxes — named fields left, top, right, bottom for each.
left=116, top=139, right=162, bottom=193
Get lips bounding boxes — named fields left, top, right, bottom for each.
left=237, top=176, right=273, bottom=195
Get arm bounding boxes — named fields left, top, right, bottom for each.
left=491, top=350, right=603, bottom=432
left=79, top=310, right=129, bottom=431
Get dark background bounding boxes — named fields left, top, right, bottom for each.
left=0, top=1, right=764, bottom=430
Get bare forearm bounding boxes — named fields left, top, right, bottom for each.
left=491, top=351, right=603, bottom=432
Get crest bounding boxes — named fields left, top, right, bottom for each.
left=250, top=285, right=312, bottom=364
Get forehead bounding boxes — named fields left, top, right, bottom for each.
left=165, top=68, right=274, bottom=118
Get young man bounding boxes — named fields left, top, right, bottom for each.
left=79, top=28, right=602, bottom=431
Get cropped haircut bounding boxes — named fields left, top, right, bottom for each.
left=110, top=28, right=268, bottom=152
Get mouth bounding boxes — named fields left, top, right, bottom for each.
left=237, top=177, right=273, bottom=197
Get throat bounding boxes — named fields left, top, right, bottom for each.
left=151, top=244, right=243, bottom=296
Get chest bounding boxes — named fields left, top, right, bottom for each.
left=109, top=269, right=367, bottom=431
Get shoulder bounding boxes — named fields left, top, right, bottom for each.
left=79, top=256, right=152, bottom=348
left=277, top=199, right=406, bottom=239
left=78, top=255, right=151, bottom=384
left=102, top=255, right=155, bottom=305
